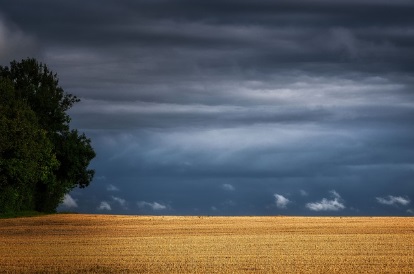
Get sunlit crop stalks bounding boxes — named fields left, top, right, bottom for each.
left=0, top=215, right=413, bottom=273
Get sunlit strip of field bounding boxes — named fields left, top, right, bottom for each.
left=0, top=215, right=413, bottom=273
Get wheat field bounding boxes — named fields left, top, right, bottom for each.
left=0, top=215, right=413, bottom=273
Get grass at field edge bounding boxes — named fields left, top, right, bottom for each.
left=0, top=210, right=50, bottom=219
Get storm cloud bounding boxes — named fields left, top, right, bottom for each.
left=1, top=0, right=413, bottom=215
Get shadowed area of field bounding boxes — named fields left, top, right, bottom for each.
left=0, top=215, right=413, bottom=273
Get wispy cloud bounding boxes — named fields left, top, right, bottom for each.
left=137, top=201, right=167, bottom=211
left=112, top=196, right=127, bottom=208
left=274, top=194, right=290, bottom=209
left=299, top=190, right=308, bottom=196
left=106, top=184, right=119, bottom=192
left=222, top=184, right=235, bottom=191
left=61, top=194, right=78, bottom=208
left=306, top=190, right=345, bottom=211
left=222, top=200, right=236, bottom=207
left=330, top=190, right=341, bottom=199
left=376, top=196, right=410, bottom=206
left=97, top=201, right=111, bottom=211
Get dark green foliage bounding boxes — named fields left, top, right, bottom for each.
left=0, top=58, right=95, bottom=214
left=0, top=79, right=58, bottom=212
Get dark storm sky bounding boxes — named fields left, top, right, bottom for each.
left=1, top=0, right=413, bottom=215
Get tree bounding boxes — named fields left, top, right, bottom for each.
left=0, top=58, right=95, bottom=213
left=0, top=78, right=59, bottom=212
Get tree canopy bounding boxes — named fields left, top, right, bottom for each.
left=0, top=58, right=95, bottom=213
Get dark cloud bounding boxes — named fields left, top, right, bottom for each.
left=0, top=14, right=40, bottom=63
left=2, top=0, right=414, bottom=215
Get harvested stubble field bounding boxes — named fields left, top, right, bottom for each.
left=0, top=215, right=413, bottom=273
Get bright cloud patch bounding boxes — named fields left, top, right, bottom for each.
left=376, top=196, right=410, bottom=206
left=97, top=201, right=111, bottom=211
left=306, top=199, right=345, bottom=211
left=137, top=201, right=167, bottom=211
left=61, top=194, right=78, bottom=208
left=274, top=194, right=290, bottom=209
left=306, top=190, right=345, bottom=211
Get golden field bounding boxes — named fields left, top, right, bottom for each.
left=0, top=215, right=413, bottom=273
